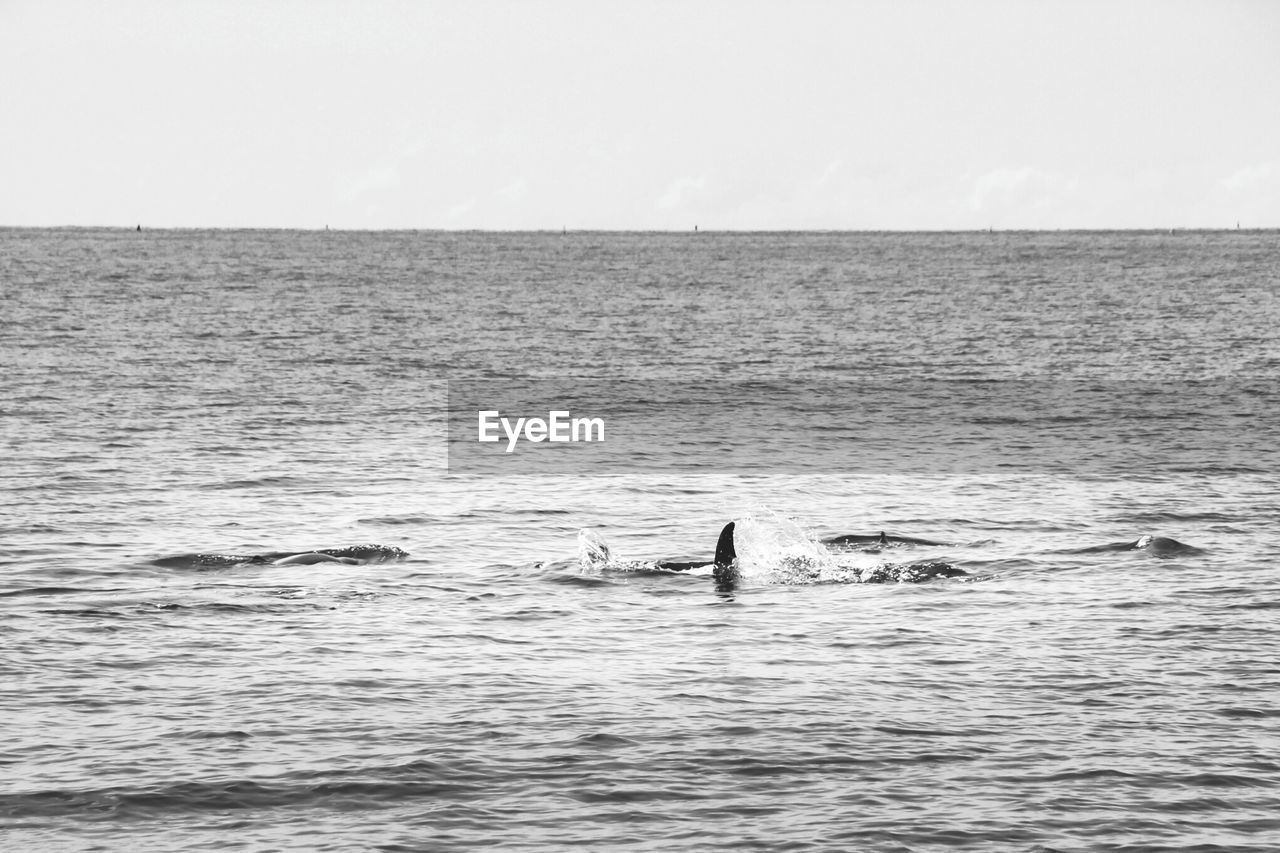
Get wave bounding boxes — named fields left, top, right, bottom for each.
left=0, top=759, right=486, bottom=822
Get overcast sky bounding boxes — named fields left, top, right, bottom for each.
left=3, top=0, right=1277, bottom=230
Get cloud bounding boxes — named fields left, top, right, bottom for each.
left=1210, top=161, right=1280, bottom=227
left=496, top=179, right=529, bottom=205
left=656, top=175, right=708, bottom=211
left=335, top=165, right=400, bottom=205
left=445, top=198, right=478, bottom=225
left=968, top=167, right=1079, bottom=215
left=1218, top=161, right=1280, bottom=194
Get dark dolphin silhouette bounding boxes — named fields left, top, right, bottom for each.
left=151, top=544, right=409, bottom=570
left=1067, top=535, right=1202, bottom=558
left=823, top=531, right=952, bottom=547
left=712, top=521, right=739, bottom=591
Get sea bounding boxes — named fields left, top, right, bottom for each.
left=2, top=228, right=1279, bottom=852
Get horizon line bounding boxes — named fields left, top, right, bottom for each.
left=3, top=224, right=1277, bottom=234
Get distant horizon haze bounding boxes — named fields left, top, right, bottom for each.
left=3, top=0, right=1277, bottom=231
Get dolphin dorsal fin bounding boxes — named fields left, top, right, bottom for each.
left=714, top=522, right=737, bottom=567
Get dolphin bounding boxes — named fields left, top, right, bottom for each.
left=251, top=545, right=409, bottom=565
left=1067, top=535, right=1202, bottom=558
left=705, top=521, right=960, bottom=589
left=823, top=531, right=952, bottom=547
left=647, top=522, right=738, bottom=574
left=151, top=544, right=409, bottom=570
left=258, top=552, right=361, bottom=566
left=579, top=521, right=963, bottom=589
left=1132, top=535, right=1202, bottom=556
left=579, top=523, right=736, bottom=584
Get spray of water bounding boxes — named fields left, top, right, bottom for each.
left=575, top=529, right=665, bottom=574
left=576, top=529, right=612, bottom=573
left=732, top=512, right=839, bottom=584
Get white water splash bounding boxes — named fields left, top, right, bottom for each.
left=576, top=529, right=613, bottom=573
left=732, top=513, right=839, bottom=584
left=575, top=529, right=662, bottom=574
left=731, top=511, right=940, bottom=585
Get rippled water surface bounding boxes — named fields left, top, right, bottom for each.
left=3, top=229, right=1279, bottom=851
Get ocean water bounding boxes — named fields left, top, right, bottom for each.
left=2, top=228, right=1279, bottom=851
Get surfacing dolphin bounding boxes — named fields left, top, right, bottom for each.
left=1065, top=535, right=1202, bottom=558
left=823, top=531, right=953, bottom=548
left=151, top=544, right=409, bottom=570
left=252, top=544, right=410, bottom=565
left=714, top=521, right=962, bottom=589
left=581, top=521, right=962, bottom=591
left=577, top=528, right=729, bottom=576
left=258, top=551, right=361, bottom=566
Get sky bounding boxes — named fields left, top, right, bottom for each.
left=3, top=0, right=1278, bottom=230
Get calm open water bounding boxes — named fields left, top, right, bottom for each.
left=2, top=229, right=1279, bottom=851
